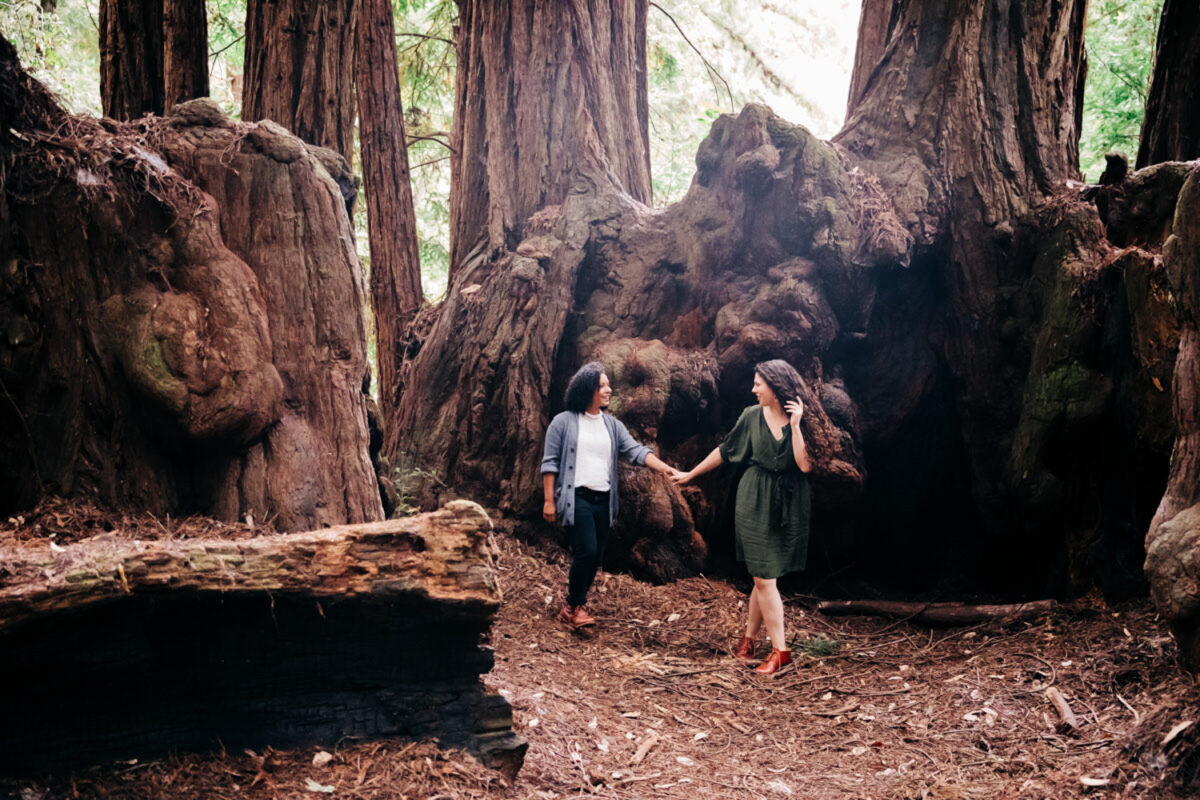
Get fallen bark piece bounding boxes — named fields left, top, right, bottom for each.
left=1046, top=687, right=1081, bottom=734
left=0, top=501, right=525, bottom=776
left=816, top=599, right=1057, bottom=626
left=630, top=731, right=660, bottom=765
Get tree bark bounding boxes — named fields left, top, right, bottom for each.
left=0, top=500, right=525, bottom=775
left=242, top=0, right=359, bottom=160
left=447, top=0, right=652, bottom=276
left=163, top=0, right=209, bottom=112
left=844, top=0, right=897, bottom=120
left=1137, top=0, right=1200, bottom=168
left=99, top=0, right=164, bottom=119
left=390, top=0, right=1135, bottom=595
left=355, top=0, right=423, bottom=425
left=1, top=37, right=382, bottom=530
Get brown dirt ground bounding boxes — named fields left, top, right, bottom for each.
left=3, top=505, right=1199, bottom=800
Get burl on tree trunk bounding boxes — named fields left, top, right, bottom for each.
left=0, top=501, right=525, bottom=776
left=0, top=38, right=381, bottom=531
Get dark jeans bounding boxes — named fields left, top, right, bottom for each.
left=566, top=488, right=611, bottom=608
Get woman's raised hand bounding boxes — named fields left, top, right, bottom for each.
left=785, top=397, right=805, bottom=426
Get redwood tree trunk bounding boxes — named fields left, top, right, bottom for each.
left=355, top=0, right=423, bottom=424
left=99, top=0, right=164, bottom=119
left=1, top=36, right=381, bottom=530
left=447, top=0, right=652, bottom=275
left=163, top=0, right=209, bottom=112
left=242, top=0, right=359, bottom=159
left=1137, top=0, right=1200, bottom=168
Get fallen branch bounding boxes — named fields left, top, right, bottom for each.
left=1046, top=687, right=1080, bottom=734
left=816, top=599, right=1057, bottom=626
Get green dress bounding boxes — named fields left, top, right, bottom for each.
left=719, top=406, right=812, bottom=579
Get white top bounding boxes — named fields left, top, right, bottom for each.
left=575, top=412, right=613, bottom=491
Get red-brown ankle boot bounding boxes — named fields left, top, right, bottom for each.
left=754, top=649, right=792, bottom=675
left=733, top=636, right=758, bottom=661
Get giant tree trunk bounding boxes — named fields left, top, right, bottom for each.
left=389, top=0, right=1181, bottom=603
left=356, top=0, right=423, bottom=425
left=242, top=0, right=359, bottom=160
left=163, top=0, right=209, bottom=112
left=446, top=0, right=652, bottom=276
left=99, top=0, right=164, bottom=119
left=0, top=38, right=381, bottom=530
left=1137, top=0, right=1200, bottom=168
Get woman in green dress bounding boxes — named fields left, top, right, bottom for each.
left=674, top=360, right=813, bottom=675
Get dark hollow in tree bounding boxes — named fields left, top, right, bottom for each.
left=1137, top=0, right=1200, bottom=168
left=356, top=0, right=424, bottom=427
left=242, top=0, right=359, bottom=160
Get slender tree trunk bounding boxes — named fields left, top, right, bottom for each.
left=1137, top=0, right=1200, bottom=168
left=355, top=0, right=423, bottom=424
left=242, top=0, right=359, bottom=160
left=163, top=0, right=209, bottom=112
left=99, top=0, right=164, bottom=119
left=447, top=0, right=652, bottom=277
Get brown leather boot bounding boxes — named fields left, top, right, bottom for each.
left=754, top=649, right=792, bottom=675
left=559, top=604, right=596, bottom=628
left=733, top=636, right=758, bottom=661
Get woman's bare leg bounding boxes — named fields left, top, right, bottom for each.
left=744, top=586, right=763, bottom=640
left=753, top=577, right=788, bottom=651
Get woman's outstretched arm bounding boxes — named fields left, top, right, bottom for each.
left=674, top=447, right=724, bottom=485
left=644, top=452, right=684, bottom=481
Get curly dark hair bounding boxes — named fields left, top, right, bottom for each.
left=754, top=359, right=806, bottom=407
left=564, top=361, right=606, bottom=413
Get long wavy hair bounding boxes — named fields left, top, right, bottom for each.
left=564, top=361, right=606, bottom=413
left=754, top=359, right=806, bottom=408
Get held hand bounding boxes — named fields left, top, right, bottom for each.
left=672, top=469, right=693, bottom=486
left=785, top=397, right=805, bottom=427
left=542, top=500, right=556, bottom=523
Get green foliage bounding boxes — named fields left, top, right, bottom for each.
left=1079, top=0, right=1163, bottom=182
left=645, top=0, right=857, bottom=205
left=1, top=0, right=100, bottom=114
left=794, top=634, right=840, bottom=658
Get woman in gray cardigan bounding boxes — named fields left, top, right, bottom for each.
left=541, top=362, right=680, bottom=628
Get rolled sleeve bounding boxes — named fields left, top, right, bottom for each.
left=541, top=416, right=564, bottom=474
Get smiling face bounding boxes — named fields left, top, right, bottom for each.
left=591, top=373, right=612, bottom=410
left=751, top=372, right=778, bottom=408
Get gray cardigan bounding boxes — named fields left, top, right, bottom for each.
left=540, top=410, right=651, bottom=526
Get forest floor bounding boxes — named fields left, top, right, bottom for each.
left=3, top=504, right=1200, bottom=800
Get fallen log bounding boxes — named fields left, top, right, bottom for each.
left=0, top=500, right=525, bottom=777
left=816, top=599, right=1057, bottom=626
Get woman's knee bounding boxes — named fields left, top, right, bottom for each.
left=752, top=576, right=777, bottom=592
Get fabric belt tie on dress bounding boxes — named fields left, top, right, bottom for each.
left=749, top=459, right=796, bottom=529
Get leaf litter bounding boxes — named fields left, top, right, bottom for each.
left=2, top=508, right=1199, bottom=799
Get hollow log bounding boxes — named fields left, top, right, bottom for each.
left=0, top=501, right=525, bottom=776
left=816, top=599, right=1057, bottom=626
